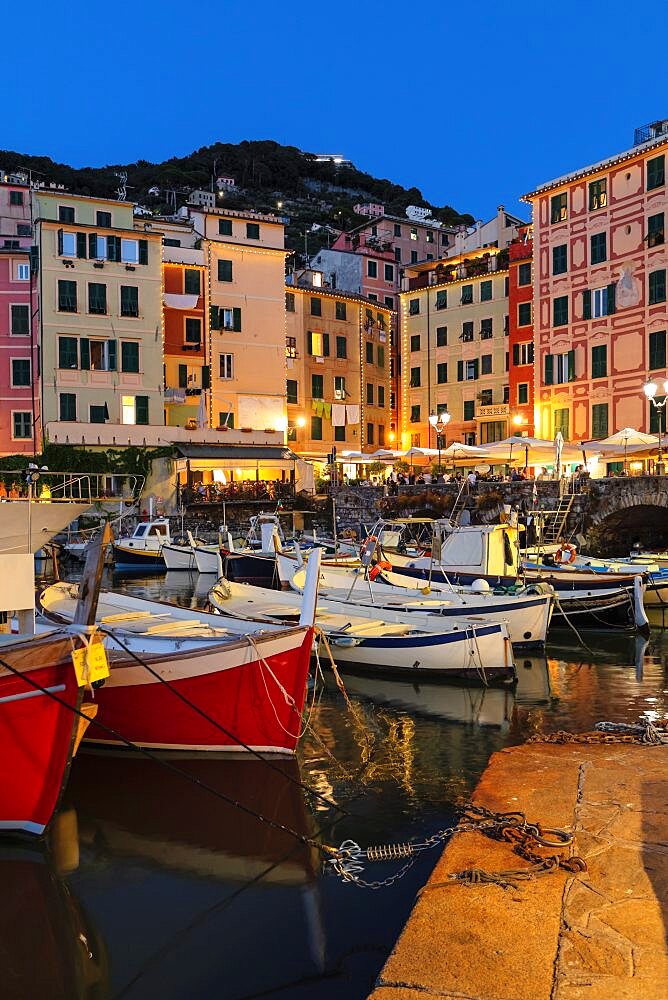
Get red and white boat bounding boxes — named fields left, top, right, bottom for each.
left=39, top=550, right=323, bottom=754
left=0, top=630, right=84, bottom=836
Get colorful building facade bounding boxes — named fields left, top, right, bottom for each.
left=399, top=248, right=510, bottom=450
left=34, top=191, right=164, bottom=432
left=525, top=121, right=668, bottom=440
left=0, top=173, right=39, bottom=454
left=285, top=273, right=392, bottom=458
left=507, top=226, right=535, bottom=435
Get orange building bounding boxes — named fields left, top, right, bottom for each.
left=162, top=227, right=207, bottom=427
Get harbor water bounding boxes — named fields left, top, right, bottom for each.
left=2, top=568, right=667, bottom=1000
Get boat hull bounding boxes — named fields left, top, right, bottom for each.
left=222, top=552, right=279, bottom=588
left=162, top=542, right=197, bottom=571
left=112, top=543, right=166, bottom=571
left=193, top=546, right=221, bottom=574
left=0, top=633, right=82, bottom=835
left=86, top=628, right=314, bottom=753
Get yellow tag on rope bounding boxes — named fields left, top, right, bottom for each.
left=72, top=640, right=109, bottom=687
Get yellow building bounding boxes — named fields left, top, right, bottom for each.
left=185, top=206, right=287, bottom=433
left=35, top=191, right=164, bottom=430
left=285, top=271, right=392, bottom=458
left=399, top=248, right=510, bottom=450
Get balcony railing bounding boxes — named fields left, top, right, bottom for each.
left=408, top=249, right=510, bottom=291
left=634, top=120, right=668, bottom=146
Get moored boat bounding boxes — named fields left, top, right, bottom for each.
left=112, top=518, right=170, bottom=571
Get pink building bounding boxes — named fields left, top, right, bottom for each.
left=0, top=173, right=39, bottom=454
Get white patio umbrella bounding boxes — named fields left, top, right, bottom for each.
left=196, top=391, right=207, bottom=430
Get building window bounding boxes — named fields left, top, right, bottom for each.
left=433, top=362, right=446, bottom=385
left=461, top=321, right=474, bottom=342
left=410, top=404, right=420, bottom=423
left=366, top=383, right=374, bottom=405
left=550, top=192, right=567, bottom=223
left=88, top=283, right=107, bottom=315
left=649, top=330, right=667, bottom=370
left=311, top=374, right=324, bottom=399
left=583, top=285, right=615, bottom=319
left=394, top=247, right=402, bottom=263
left=649, top=269, right=667, bottom=304
left=17, top=224, right=31, bottom=237
left=334, top=425, right=346, bottom=442
left=121, top=341, right=139, bottom=373
left=463, top=400, right=475, bottom=421
left=384, top=263, right=394, bottom=281
left=9, top=190, right=24, bottom=206
left=285, top=291, right=295, bottom=312
left=16, top=263, right=30, bottom=281
left=410, top=227, right=418, bottom=241
left=409, top=251, right=418, bottom=264
left=480, top=318, right=493, bottom=340
left=90, top=404, right=108, bottom=424
left=11, top=359, right=31, bottom=386
left=410, top=334, right=421, bottom=352
left=285, top=336, right=297, bottom=359
left=518, top=383, right=528, bottom=404
left=384, top=295, right=394, bottom=309
left=286, top=379, right=298, bottom=404
left=436, top=290, right=447, bottom=310
left=331, top=300, right=345, bottom=321
left=552, top=244, right=567, bottom=275
left=480, top=280, right=492, bottom=302
left=553, top=295, right=569, bottom=326
left=58, top=280, right=77, bottom=313
left=219, top=353, right=234, bottom=379
left=120, top=285, right=139, bottom=317
left=164, top=239, right=181, bottom=247
left=426, top=231, right=434, bottom=244
left=368, top=293, right=378, bottom=302
left=591, top=344, right=607, bottom=378
left=461, top=284, right=473, bottom=305
left=334, top=335, right=347, bottom=359
left=554, top=408, right=569, bottom=438
left=457, top=359, right=479, bottom=382
left=12, top=411, right=32, bottom=439
left=121, top=239, right=143, bottom=264
left=96, top=210, right=112, bottom=227
left=513, top=342, right=534, bottom=366
left=590, top=232, right=607, bottom=265
left=334, top=375, right=346, bottom=400
left=518, top=302, right=532, bottom=326
left=59, top=393, right=76, bottom=421
left=218, top=259, right=233, bottom=282
left=410, top=366, right=421, bottom=387
left=591, top=403, right=608, bottom=439
left=408, top=298, right=420, bottom=316
left=647, top=154, right=665, bottom=191
left=59, top=205, right=75, bottom=224
left=544, top=350, right=575, bottom=385
left=184, top=269, right=201, bottom=295
left=479, top=389, right=493, bottom=406
left=58, top=336, right=78, bottom=369
left=10, top=304, right=29, bottom=335
left=365, top=341, right=373, bottom=363
left=219, top=219, right=233, bottom=236
left=367, top=259, right=378, bottom=278
left=647, top=212, right=665, bottom=248
left=589, top=179, right=607, bottom=211
left=377, top=345, right=385, bottom=367
left=378, top=385, right=385, bottom=407
left=246, top=223, right=260, bottom=240
left=518, top=262, right=531, bottom=286
left=310, top=297, right=321, bottom=316
left=436, top=326, right=447, bottom=347
left=185, top=318, right=202, bottom=344
left=481, top=354, right=492, bottom=375
left=222, top=308, right=242, bottom=331
left=366, top=422, right=374, bottom=444
left=393, top=224, right=402, bottom=237
left=311, top=415, right=322, bottom=440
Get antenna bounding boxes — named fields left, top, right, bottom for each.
left=115, top=171, right=128, bottom=201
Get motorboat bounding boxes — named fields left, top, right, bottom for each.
left=112, top=517, right=170, bottom=570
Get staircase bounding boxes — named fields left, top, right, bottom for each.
left=541, top=478, right=582, bottom=544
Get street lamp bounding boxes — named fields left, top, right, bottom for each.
left=643, top=378, right=668, bottom=474
left=429, top=411, right=451, bottom=473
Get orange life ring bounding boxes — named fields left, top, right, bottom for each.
left=368, top=564, right=382, bottom=581
left=556, top=542, right=577, bottom=564
left=360, top=535, right=378, bottom=558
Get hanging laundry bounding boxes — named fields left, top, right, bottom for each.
left=346, top=404, right=360, bottom=425
left=331, top=404, right=346, bottom=426
left=323, top=402, right=332, bottom=420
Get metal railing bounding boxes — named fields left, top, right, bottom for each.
left=0, top=470, right=144, bottom=502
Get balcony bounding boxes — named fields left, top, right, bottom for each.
left=408, top=249, right=510, bottom=291
left=634, top=120, right=668, bottom=146
left=165, top=388, right=187, bottom=404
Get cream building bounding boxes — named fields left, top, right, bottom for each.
left=35, top=192, right=164, bottom=430
left=399, top=248, right=510, bottom=449
left=184, top=206, right=288, bottom=432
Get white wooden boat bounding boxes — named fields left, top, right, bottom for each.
left=113, top=518, right=170, bottom=570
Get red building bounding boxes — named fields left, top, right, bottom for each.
left=162, top=230, right=208, bottom=428
left=508, top=226, right=535, bottom=435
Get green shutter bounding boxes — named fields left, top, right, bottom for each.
left=457, top=360, right=463, bottom=382
left=57, top=229, right=64, bottom=255
left=76, top=232, right=87, bottom=259
left=178, top=364, right=187, bottom=388
left=567, top=349, right=575, bottom=381
left=80, top=338, right=90, bottom=370
left=88, top=233, right=97, bottom=258
left=135, top=396, right=149, bottom=425
left=201, top=365, right=210, bottom=390
left=233, top=307, right=241, bottom=332
left=582, top=289, right=591, bottom=320
left=107, top=339, right=117, bottom=372
left=607, top=282, right=616, bottom=315
left=323, top=333, right=330, bottom=357
left=512, top=343, right=519, bottom=365
left=138, top=240, right=148, bottom=265
left=210, top=305, right=220, bottom=330
left=544, top=353, right=553, bottom=385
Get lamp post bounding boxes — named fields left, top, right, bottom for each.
left=643, top=378, right=668, bottom=474
left=429, top=411, right=451, bottom=474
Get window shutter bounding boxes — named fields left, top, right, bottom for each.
left=544, top=353, right=553, bottom=385
left=178, top=364, right=188, bottom=387
left=136, top=396, right=149, bottom=425
left=210, top=305, right=220, bottom=330
left=607, top=282, right=616, bottom=315
left=472, top=359, right=479, bottom=379
left=582, top=289, right=591, bottom=320
left=80, top=338, right=90, bottom=370
left=568, top=349, right=576, bottom=381
left=138, top=240, right=148, bottom=265
left=107, top=236, right=118, bottom=262
left=233, top=307, right=241, bottom=332
left=76, top=232, right=87, bottom=259
left=457, top=360, right=463, bottom=382
left=323, top=333, right=330, bottom=357
left=107, top=339, right=117, bottom=371
left=88, top=233, right=97, bottom=258
left=57, top=229, right=64, bottom=255
left=307, top=331, right=313, bottom=355
left=202, top=365, right=211, bottom=390
left=512, top=344, right=519, bottom=365
left=528, top=343, right=534, bottom=364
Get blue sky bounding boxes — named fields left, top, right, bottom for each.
left=2, top=1, right=663, bottom=221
